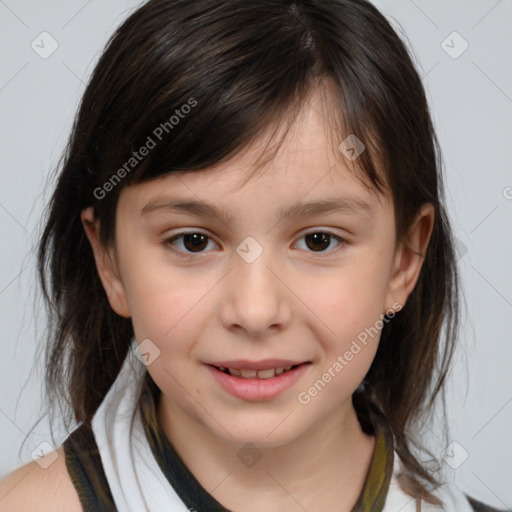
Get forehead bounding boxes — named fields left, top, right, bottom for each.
left=120, top=87, right=389, bottom=218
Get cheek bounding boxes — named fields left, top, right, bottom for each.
left=298, top=254, right=391, bottom=383
left=118, top=241, right=211, bottom=342
left=297, top=275, right=384, bottom=408
left=129, top=278, right=206, bottom=344
left=306, top=261, right=389, bottom=334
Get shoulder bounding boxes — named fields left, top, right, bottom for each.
left=0, top=445, right=83, bottom=512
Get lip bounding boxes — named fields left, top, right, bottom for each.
left=205, top=362, right=311, bottom=401
left=205, top=359, right=306, bottom=371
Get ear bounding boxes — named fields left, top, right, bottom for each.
left=384, top=203, right=435, bottom=312
left=81, top=206, right=131, bottom=318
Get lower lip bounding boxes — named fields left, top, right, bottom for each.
left=205, top=363, right=310, bottom=401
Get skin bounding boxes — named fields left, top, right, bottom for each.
left=78, top=88, right=434, bottom=512
left=0, top=446, right=82, bottom=511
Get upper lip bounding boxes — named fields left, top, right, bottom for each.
left=206, top=359, right=309, bottom=370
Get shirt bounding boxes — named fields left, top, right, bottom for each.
left=63, top=371, right=507, bottom=512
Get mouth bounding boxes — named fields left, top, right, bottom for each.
left=204, top=361, right=311, bottom=401
left=211, top=363, right=304, bottom=379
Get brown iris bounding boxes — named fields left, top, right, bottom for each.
left=181, top=233, right=209, bottom=252
left=304, top=232, right=331, bottom=252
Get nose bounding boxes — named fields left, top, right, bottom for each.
left=220, top=245, right=292, bottom=338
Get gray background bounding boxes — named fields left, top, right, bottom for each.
left=0, top=0, right=511, bottom=508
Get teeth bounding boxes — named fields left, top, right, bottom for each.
left=218, top=365, right=298, bottom=379
left=240, top=369, right=257, bottom=378
left=257, top=368, right=275, bottom=379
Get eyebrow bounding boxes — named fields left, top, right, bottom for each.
left=139, top=196, right=374, bottom=222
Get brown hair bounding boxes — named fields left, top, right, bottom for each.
left=35, top=0, right=459, bottom=505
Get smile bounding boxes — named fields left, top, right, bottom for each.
left=215, top=364, right=301, bottom=379
left=205, top=362, right=311, bottom=401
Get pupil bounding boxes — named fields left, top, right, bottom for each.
left=305, top=233, right=330, bottom=251
left=184, top=233, right=208, bottom=252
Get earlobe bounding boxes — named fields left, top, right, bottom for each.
left=80, top=206, right=131, bottom=318
left=384, top=203, right=435, bottom=311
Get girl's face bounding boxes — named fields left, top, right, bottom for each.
left=84, top=89, right=432, bottom=448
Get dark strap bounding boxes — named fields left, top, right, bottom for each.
left=466, top=494, right=511, bottom=512
left=351, top=395, right=395, bottom=512
left=63, top=421, right=117, bottom=512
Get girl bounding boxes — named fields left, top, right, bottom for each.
left=0, top=0, right=508, bottom=510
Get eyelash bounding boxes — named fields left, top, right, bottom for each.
left=164, top=230, right=348, bottom=259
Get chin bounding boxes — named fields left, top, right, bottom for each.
left=209, top=418, right=303, bottom=449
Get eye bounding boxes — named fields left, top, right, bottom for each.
left=294, top=230, right=347, bottom=256
left=165, top=231, right=219, bottom=256
left=164, top=229, right=348, bottom=258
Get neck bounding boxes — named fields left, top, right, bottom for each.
left=156, top=393, right=376, bottom=511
